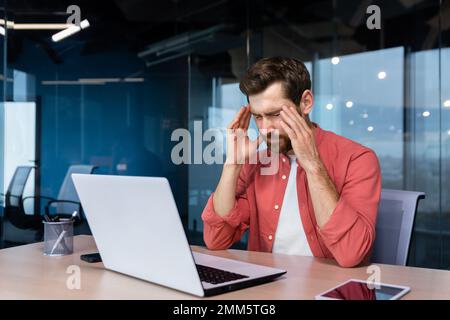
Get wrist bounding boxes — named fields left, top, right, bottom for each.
left=304, top=159, right=324, bottom=176
left=222, top=163, right=242, bottom=176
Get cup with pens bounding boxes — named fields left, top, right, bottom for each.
left=43, top=211, right=78, bottom=256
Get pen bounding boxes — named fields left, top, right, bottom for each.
left=50, top=229, right=66, bottom=255
left=48, top=211, right=77, bottom=255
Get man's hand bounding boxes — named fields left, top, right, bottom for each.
left=280, top=105, right=339, bottom=228
left=279, top=105, right=321, bottom=173
left=226, top=105, right=263, bottom=167
left=212, top=105, right=262, bottom=217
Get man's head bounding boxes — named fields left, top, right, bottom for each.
left=239, top=57, right=313, bottom=153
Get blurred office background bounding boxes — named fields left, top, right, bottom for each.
left=0, top=0, right=449, bottom=270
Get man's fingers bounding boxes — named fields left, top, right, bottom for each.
left=238, top=106, right=250, bottom=129
left=283, top=106, right=311, bottom=136
left=242, top=108, right=252, bottom=130
left=280, top=109, right=303, bottom=137
left=228, top=106, right=246, bottom=129
left=280, top=120, right=296, bottom=139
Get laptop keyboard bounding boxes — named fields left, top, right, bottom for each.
left=196, top=264, right=249, bottom=285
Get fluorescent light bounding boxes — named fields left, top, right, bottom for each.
left=331, top=57, right=340, bottom=65
left=42, top=80, right=105, bottom=85
left=14, top=23, right=72, bottom=30
left=346, top=101, right=353, bottom=108
left=0, top=26, right=4, bottom=36
left=367, top=126, right=374, bottom=132
left=78, top=78, right=120, bottom=83
left=378, top=71, right=387, bottom=80
left=422, top=111, right=430, bottom=117
left=326, top=103, right=334, bottom=110
left=52, top=19, right=90, bottom=42
left=41, top=77, right=145, bottom=85
left=123, top=77, right=145, bottom=82
left=443, top=100, right=450, bottom=108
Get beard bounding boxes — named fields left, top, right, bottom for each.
left=265, top=132, right=292, bottom=154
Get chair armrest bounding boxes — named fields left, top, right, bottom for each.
left=0, top=193, right=20, bottom=198
left=22, top=196, right=56, bottom=216
left=22, top=195, right=56, bottom=202
left=45, top=200, right=81, bottom=215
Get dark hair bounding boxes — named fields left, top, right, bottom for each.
left=239, top=57, right=311, bottom=106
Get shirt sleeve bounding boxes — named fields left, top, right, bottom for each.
left=318, top=149, right=382, bottom=267
left=201, top=166, right=251, bottom=250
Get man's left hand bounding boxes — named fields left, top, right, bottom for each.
left=280, top=105, right=322, bottom=173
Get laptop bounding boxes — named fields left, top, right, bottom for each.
left=72, top=174, right=286, bottom=297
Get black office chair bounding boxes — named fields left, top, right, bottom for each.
left=22, top=164, right=97, bottom=221
left=0, top=166, right=43, bottom=247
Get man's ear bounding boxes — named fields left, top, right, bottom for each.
left=299, top=90, right=314, bottom=116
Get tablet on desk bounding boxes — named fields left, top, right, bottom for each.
left=315, top=279, right=410, bottom=300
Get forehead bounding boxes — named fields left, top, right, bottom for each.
left=248, top=82, right=292, bottom=114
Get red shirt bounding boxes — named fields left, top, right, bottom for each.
left=201, top=123, right=382, bottom=267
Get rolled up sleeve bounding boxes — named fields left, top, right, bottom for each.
left=319, top=149, right=382, bottom=267
left=201, top=168, right=251, bottom=250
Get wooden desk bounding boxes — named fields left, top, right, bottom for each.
left=0, top=235, right=449, bottom=299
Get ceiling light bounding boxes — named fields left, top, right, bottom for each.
left=326, top=103, right=334, bottom=110
left=443, top=100, right=450, bottom=108
left=14, top=23, right=72, bottom=30
left=378, top=71, right=387, bottom=80
left=346, top=101, right=353, bottom=108
left=367, top=126, right=374, bottom=132
left=331, top=57, right=340, bottom=65
left=123, top=78, right=145, bottom=82
left=52, top=19, right=90, bottom=42
left=422, top=111, right=430, bottom=117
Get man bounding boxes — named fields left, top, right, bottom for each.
left=201, top=57, right=381, bottom=267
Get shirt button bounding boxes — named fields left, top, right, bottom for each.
left=268, top=235, right=273, bottom=241
left=274, top=204, right=279, bottom=210
left=282, top=175, right=287, bottom=180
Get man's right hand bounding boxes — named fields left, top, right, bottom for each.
left=225, top=105, right=263, bottom=167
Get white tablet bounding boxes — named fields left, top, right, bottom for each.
left=315, top=279, right=410, bottom=300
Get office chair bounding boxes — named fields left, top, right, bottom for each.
left=0, top=166, right=42, bottom=247
left=371, top=189, right=425, bottom=266
left=22, top=164, right=97, bottom=219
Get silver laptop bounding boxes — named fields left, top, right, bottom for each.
left=72, top=174, right=286, bottom=297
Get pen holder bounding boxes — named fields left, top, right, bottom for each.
left=43, top=219, right=74, bottom=256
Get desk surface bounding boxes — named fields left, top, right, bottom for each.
left=0, top=235, right=449, bottom=299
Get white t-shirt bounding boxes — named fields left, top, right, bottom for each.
left=272, top=155, right=313, bottom=256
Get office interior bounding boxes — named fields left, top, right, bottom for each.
left=0, top=0, right=449, bottom=271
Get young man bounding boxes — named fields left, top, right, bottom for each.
left=201, top=57, right=381, bottom=267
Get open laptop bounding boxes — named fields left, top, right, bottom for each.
left=72, top=174, right=286, bottom=297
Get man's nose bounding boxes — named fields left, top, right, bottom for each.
left=261, top=118, right=276, bottom=133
